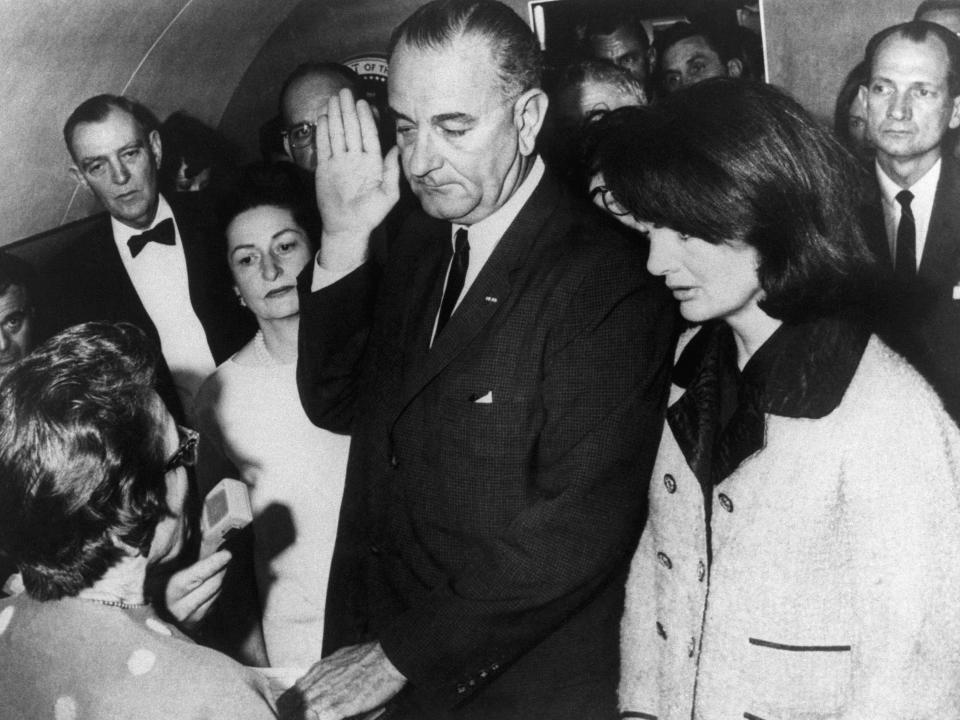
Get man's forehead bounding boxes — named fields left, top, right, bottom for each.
left=387, top=35, right=503, bottom=111
left=665, top=35, right=718, bottom=65
left=71, top=109, right=146, bottom=155
left=283, top=74, right=347, bottom=122
left=589, top=28, right=644, bottom=55
left=0, top=284, right=28, bottom=314
left=872, top=33, right=951, bottom=80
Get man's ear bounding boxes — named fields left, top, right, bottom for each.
left=726, top=58, right=744, bottom=79
left=513, top=88, right=549, bottom=157
left=950, top=94, right=960, bottom=130
left=69, top=164, right=87, bottom=187
left=148, top=129, right=163, bottom=170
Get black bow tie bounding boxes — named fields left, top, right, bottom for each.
left=127, top=218, right=175, bottom=257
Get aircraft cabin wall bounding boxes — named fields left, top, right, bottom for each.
left=0, top=0, right=928, bottom=256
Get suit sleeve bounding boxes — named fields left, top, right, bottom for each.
left=296, top=261, right=380, bottom=434
left=378, top=250, right=677, bottom=706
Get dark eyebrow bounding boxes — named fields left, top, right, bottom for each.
left=271, top=227, right=304, bottom=241
left=80, top=140, right=143, bottom=166
left=229, top=228, right=303, bottom=257
left=433, top=112, right=476, bottom=124
left=386, top=108, right=477, bottom=125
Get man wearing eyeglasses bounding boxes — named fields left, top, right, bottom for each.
left=288, top=1, right=676, bottom=719
left=279, top=62, right=366, bottom=173
left=47, top=94, right=254, bottom=424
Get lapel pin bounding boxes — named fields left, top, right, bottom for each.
left=485, top=296, right=498, bottom=303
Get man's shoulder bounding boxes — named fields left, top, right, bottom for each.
left=46, top=212, right=116, bottom=272
left=936, top=155, right=960, bottom=198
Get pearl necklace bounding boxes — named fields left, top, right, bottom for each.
left=252, top=329, right=295, bottom=367
left=252, top=330, right=277, bottom=367
left=80, top=596, right=150, bottom=610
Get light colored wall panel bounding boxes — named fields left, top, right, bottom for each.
left=763, top=0, right=916, bottom=123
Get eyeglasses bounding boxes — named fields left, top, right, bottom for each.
left=282, top=121, right=316, bottom=150
left=164, top=425, right=199, bottom=473
left=589, top=185, right=631, bottom=217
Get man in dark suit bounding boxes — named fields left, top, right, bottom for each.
left=285, top=2, right=675, bottom=719
left=48, top=95, right=254, bottom=422
left=859, top=21, right=960, bottom=421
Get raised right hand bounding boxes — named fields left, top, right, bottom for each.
left=315, top=88, right=401, bottom=272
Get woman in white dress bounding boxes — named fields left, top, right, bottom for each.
left=196, top=165, right=349, bottom=670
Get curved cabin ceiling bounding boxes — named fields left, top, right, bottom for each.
left=2, top=0, right=301, bottom=243
left=1, top=0, right=912, bottom=247
left=0, top=0, right=527, bottom=247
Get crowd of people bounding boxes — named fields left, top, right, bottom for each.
left=3, top=0, right=960, bottom=718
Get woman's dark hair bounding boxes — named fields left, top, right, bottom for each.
left=0, top=323, right=169, bottom=600
left=833, top=61, right=869, bottom=145
left=590, top=79, right=876, bottom=323
left=218, top=162, right=321, bottom=250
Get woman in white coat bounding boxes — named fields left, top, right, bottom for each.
left=588, top=80, right=960, bottom=719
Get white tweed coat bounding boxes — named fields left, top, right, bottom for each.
left=620, top=333, right=960, bottom=720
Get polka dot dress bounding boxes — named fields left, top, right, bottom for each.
left=0, top=593, right=277, bottom=719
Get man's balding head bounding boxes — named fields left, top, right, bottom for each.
left=279, top=62, right=365, bottom=171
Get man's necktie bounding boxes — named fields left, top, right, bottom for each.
left=128, top=218, right=175, bottom=258
left=895, top=189, right=916, bottom=281
left=436, top=227, right=469, bottom=338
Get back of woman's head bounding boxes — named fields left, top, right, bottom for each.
left=0, top=323, right=169, bottom=600
left=593, top=79, right=875, bottom=323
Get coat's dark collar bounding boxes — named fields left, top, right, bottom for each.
left=668, top=315, right=870, bottom=489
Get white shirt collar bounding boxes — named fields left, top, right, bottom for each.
left=112, top=194, right=175, bottom=256
left=451, top=155, right=545, bottom=257
left=876, top=158, right=941, bottom=210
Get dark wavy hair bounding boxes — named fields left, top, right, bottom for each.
left=217, top=161, right=321, bottom=251
left=388, top=0, right=543, bottom=99
left=589, top=79, right=876, bottom=323
left=0, top=323, right=170, bottom=600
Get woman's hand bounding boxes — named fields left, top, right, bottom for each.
left=162, top=549, right=232, bottom=632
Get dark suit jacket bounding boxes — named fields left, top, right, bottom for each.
left=862, top=157, right=960, bottom=422
left=44, top=192, right=255, bottom=419
left=297, top=172, right=677, bottom=719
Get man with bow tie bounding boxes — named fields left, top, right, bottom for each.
left=48, top=94, right=253, bottom=422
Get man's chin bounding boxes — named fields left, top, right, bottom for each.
left=415, top=192, right=476, bottom=223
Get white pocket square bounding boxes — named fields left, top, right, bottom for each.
left=470, top=391, right=493, bottom=404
